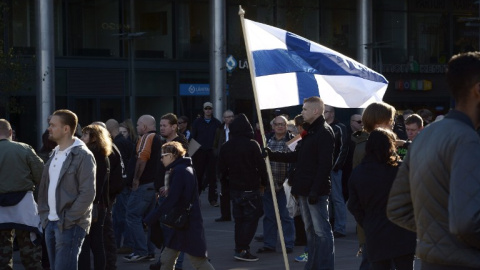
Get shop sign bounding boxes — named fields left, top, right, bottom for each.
left=180, top=84, right=210, bottom=96
left=395, top=79, right=432, bottom=91
left=179, top=84, right=230, bottom=96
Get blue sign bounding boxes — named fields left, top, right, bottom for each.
left=226, top=55, right=238, bottom=73
left=179, top=84, right=230, bottom=96
left=179, top=84, right=210, bottom=96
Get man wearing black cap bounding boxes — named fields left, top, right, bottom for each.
left=191, top=102, right=222, bottom=206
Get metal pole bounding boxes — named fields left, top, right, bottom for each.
left=357, top=0, right=372, bottom=66
left=129, top=0, right=136, bottom=122
left=35, top=0, right=55, bottom=148
left=210, top=0, right=226, bottom=120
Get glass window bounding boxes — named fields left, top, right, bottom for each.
left=135, top=70, right=175, bottom=96
left=65, top=0, right=121, bottom=57
left=10, top=0, right=35, bottom=55
left=132, top=0, right=173, bottom=59
left=177, top=0, right=209, bottom=60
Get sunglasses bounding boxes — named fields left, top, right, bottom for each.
left=178, top=121, right=184, bottom=124
left=161, top=153, right=171, bottom=159
left=204, top=107, right=213, bottom=110
left=352, top=120, right=362, bottom=124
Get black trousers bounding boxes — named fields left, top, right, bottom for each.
left=103, top=206, right=117, bottom=270
left=192, top=149, right=218, bottom=203
left=219, top=181, right=232, bottom=219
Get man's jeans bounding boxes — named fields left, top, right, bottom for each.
left=231, top=189, right=263, bottom=252
left=113, top=187, right=133, bottom=248
left=330, top=170, right=346, bottom=234
left=262, top=188, right=295, bottom=249
left=299, top=196, right=334, bottom=270
left=126, top=182, right=156, bottom=256
left=45, top=221, right=86, bottom=270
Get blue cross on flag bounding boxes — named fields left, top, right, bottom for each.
left=243, top=19, right=388, bottom=109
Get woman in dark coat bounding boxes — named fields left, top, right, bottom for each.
left=348, top=128, right=416, bottom=270
left=78, top=124, right=112, bottom=270
left=144, top=141, right=214, bottom=270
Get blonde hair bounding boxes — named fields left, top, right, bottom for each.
left=362, top=102, right=396, bottom=133
left=162, top=141, right=186, bottom=159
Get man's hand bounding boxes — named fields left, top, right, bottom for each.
left=132, top=179, right=139, bottom=191
left=262, top=147, right=272, bottom=158
left=308, top=195, right=319, bottom=205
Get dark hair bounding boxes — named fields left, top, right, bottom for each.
left=53, top=109, right=78, bottom=136
left=447, top=52, right=480, bottom=102
left=179, top=116, right=189, bottom=124
left=405, top=114, right=423, bottom=127
left=294, top=114, right=304, bottom=127
left=40, top=129, right=57, bottom=153
left=161, top=113, right=178, bottom=126
left=365, top=128, right=399, bottom=166
left=82, top=124, right=113, bottom=156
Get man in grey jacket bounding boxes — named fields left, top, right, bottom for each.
left=38, top=109, right=96, bottom=270
left=387, top=52, right=480, bottom=270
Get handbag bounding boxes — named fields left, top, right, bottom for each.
left=159, top=167, right=197, bottom=230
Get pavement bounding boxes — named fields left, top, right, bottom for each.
left=14, top=191, right=420, bottom=269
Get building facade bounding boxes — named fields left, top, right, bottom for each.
left=1, top=0, right=478, bottom=147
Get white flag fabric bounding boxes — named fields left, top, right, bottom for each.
left=243, top=19, right=388, bottom=109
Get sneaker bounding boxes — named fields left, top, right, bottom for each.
left=234, top=250, right=259, bottom=262
left=123, top=253, right=147, bottom=262
left=146, top=253, right=155, bottom=261
left=210, top=201, right=219, bottom=207
left=295, top=252, right=308, bottom=262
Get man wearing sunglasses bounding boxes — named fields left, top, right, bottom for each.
left=191, top=102, right=222, bottom=207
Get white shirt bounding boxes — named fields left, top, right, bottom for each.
left=47, top=140, right=78, bottom=221
left=224, top=125, right=230, bottom=142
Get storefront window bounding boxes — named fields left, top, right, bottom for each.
left=177, top=0, right=209, bottom=60
left=132, top=0, right=173, bottom=59
left=65, top=0, right=120, bottom=57
left=10, top=0, right=35, bottom=55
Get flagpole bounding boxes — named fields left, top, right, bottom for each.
left=239, top=6, right=290, bottom=270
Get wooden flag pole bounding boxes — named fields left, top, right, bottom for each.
left=239, top=6, right=290, bottom=270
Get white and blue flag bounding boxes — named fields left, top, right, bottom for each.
left=243, top=19, right=388, bottom=109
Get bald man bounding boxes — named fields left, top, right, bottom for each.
left=124, top=115, right=162, bottom=262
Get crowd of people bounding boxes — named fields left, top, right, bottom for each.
left=0, top=52, right=480, bottom=270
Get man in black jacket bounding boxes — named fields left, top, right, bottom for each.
left=324, top=105, right=349, bottom=238
left=218, top=114, right=268, bottom=262
left=268, top=96, right=335, bottom=270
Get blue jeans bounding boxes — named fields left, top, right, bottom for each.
left=298, top=196, right=334, bottom=270
left=262, top=188, right=295, bottom=249
left=113, top=187, right=133, bottom=248
left=231, top=189, right=263, bottom=252
left=45, top=220, right=87, bottom=270
left=330, top=170, right=346, bottom=234
left=125, top=182, right=156, bottom=256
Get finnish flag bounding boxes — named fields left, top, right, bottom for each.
left=243, top=19, right=388, bottom=109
